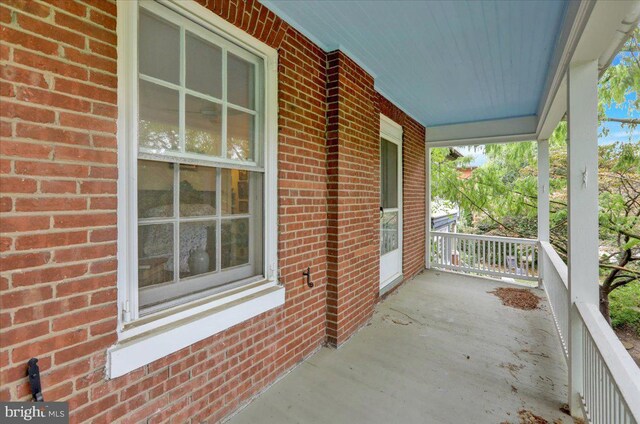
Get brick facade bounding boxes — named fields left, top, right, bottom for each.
left=0, top=1, right=426, bottom=422
left=326, top=51, right=381, bottom=345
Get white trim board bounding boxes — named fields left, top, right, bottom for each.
left=426, top=116, right=537, bottom=147
left=108, top=282, right=284, bottom=378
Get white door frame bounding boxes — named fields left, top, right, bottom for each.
left=379, top=114, right=403, bottom=290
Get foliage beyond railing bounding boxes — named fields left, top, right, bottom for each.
left=576, top=302, right=640, bottom=424
left=430, top=231, right=538, bottom=281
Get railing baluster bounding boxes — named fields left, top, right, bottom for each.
left=489, top=240, right=493, bottom=272
left=473, top=239, right=477, bottom=271
left=491, top=240, right=495, bottom=272
left=503, top=240, right=506, bottom=274
left=471, top=238, right=474, bottom=271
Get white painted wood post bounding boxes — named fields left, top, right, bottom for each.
left=537, top=139, right=550, bottom=287
left=567, top=59, right=600, bottom=417
left=538, top=139, right=550, bottom=243
left=425, top=147, right=431, bottom=269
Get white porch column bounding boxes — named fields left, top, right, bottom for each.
left=425, top=147, right=431, bottom=269
left=537, top=139, right=550, bottom=244
left=537, top=139, right=550, bottom=288
left=567, top=59, right=600, bottom=416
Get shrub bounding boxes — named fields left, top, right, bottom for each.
left=609, top=281, right=640, bottom=335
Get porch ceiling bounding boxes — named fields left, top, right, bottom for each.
left=262, top=0, right=640, bottom=145
left=262, top=0, right=567, bottom=127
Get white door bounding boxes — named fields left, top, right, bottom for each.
left=379, top=116, right=402, bottom=290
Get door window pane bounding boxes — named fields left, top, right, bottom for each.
left=186, top=32, right=222, bottom=98
left=228, top=53, right=254, bottom=109
left=139, top=80, right=180, bottom=152
left=139, top=223, right=174, bottom=288
left=221, top=169, right=249, bottom=215
left=227, top=108, right=254, bottom=161
left=185, top=95, right=222, bottom=156
left=381, top=211, right=398, bottom=255
left=221, top=218, right=249, bottom=268
left=138, top=160, right=174, bottom=218
left=179, top=165, right=216, bottom=216
left=180, top=221, right=216, bottom=278
left=139, top=10, right=180, bottom=84
left=381, top=139, right=398, bottom=209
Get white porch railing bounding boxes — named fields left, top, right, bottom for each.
left=539, top=243, right=640, bottom=424
left=576, top=302, right=640, bottom=424
left=540, top=241, right=569, bottom=360
left=430, top=231, right=538, bottom=281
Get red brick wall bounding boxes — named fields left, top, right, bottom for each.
left=378, top=95, right=427, bottom=281
left=326, top=51, right=381, bottom=345
left=0, top=0, right=120, bottom=409
left=0, top=0, right=425, bottom=422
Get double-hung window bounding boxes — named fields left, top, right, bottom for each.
left=135, top=2, right=266, bottom=314
left=110, top=0, right=280, bottom=377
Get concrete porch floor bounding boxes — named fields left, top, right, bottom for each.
left=228, top=270, right=569, bottom=424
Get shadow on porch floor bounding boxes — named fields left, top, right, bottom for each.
left=228, top=270, right=569, bottom=424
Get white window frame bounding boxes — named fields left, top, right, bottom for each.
left=108, top=0, right=282, bottom=379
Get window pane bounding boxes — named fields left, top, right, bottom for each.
left=180, top=221, right=216, bottom=278
left=139, top=9, right=179, bottom=84
left=186, top=32, right=222, bottom=98
left=221, top=169, right=250, bottom=215
left=185, top=95, right=222, bottom=156
left=221, top=218, right=249, bottom=269
left=227, top=108, right=254, bottom=161
left=138, top=160, right=174, bottom=218
left=381, top=211, right=398, bottom=255
left=139, top=223, right=174, bottom=288
left=139, top=80, right=180, bottom=152
left=228, top=53, right=254, bottom=109
left=180, top=165, right=216, bottom=216
left=381, top=139, right=398, bottom=209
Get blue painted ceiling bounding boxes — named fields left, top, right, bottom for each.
left=262, top=0, right=568, bottom=128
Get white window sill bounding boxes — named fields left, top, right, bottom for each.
left=107, top=281, right=284, bottom=379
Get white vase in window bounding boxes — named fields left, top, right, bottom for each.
left=188, top=249, right=210, bottom=275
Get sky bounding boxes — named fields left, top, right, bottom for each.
left=456, top=52, right=638, bottom=167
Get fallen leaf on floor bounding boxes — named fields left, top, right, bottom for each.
left=499, top=362, right=525, bottom=378
left=490, top=287, right=541, bottom=310
left=559, top=404, right=570, bottom=416
left=520, top=349, right=550, bottom=358
left=518, top=409, right=548, bottom=424
left=382, top=315, right=411, bottom=325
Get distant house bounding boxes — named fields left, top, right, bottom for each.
left=457, top=166, right=477, bottom=179
left=431, top=199, right=459, bottom=232
left=431, top=148, right=463, bottom=232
